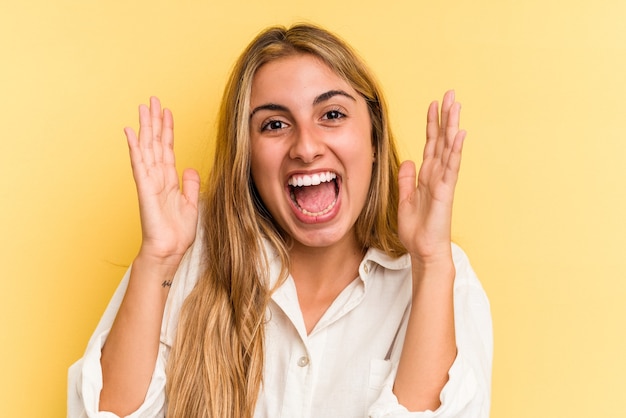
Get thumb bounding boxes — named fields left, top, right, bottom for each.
left=181, top=168, right=201, bottom=206
left=398, top=160, right=417, bottom=203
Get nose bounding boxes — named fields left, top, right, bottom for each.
left=288, top=124, right=324, bottom=164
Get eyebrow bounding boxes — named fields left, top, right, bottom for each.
left=249, top=103, right=288, bottom=118
left=250, top=89, right=357, bottom=118
left=313, top=89, right=357, bottom=105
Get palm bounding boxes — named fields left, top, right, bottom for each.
left=125, top=97, right=200, bottom=261
left=397, top=91, right=465, bottom=261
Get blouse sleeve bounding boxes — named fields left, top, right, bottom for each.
left=368, top=244, right=493, bottom=418
left=67, top=268, right=168, bottom=418
left=67, top=235, right=204, bottom=418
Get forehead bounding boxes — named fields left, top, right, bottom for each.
left=250, top=54, right=357, bottom=105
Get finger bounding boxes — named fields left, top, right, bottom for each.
left=162, top=108, right=175, bottom=165
left=398, top=160, right=417, bottom=203
left=439, top=90, right=455, bottom=133
left=124, top=125, right=138, bottom=148
left=125, top=126, right=146, bottom=183
left=442, top=130, right=466, bottom=185
left=423, top=101, right=439, bottom=160
left=446, top=101, right=461, bottom=149
left=150, top=97, right=164, bottom=163
left=435, top=90, right=455, bottom=159
left=441, top=101, right=461, bottom=164
left=138, top=104, right=155, bottom=167
left=182, top=168, right=201, bottom=206
left=125, top=126, right=140, bottom=164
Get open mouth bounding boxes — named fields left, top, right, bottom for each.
left=288, top=171, right=339, bottom=217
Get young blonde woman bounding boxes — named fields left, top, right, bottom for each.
left=69, top=24, right=492, bottom=418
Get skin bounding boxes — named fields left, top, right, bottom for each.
left=250, top=55, right=375, bottom=250
left=99, top=99, right=200, bottom=415
left=393, top=91, right=465, bottom=410
left=98, top=53, right=465, bottom=414
left=249, top=55, right=375, bottom=331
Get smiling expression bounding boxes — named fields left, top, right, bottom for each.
left=249, top=53, right=375, bottom=250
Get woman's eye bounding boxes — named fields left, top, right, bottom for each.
left=262, top=120, right=287, bottom=131
left=322, top=110, right=345, bottom=120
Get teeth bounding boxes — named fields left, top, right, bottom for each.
left=288, top=171, right=336, bottom=187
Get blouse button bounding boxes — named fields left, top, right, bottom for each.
left=363, top=264, right=370, bottom=274
left=297, top=356, right=310, bottom=367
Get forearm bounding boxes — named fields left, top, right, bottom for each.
left=99, top=252, right=180, bottom=416
left=393, top=256, right=456, bottom=412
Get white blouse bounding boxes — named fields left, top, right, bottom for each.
left=68, top=238, right=492, bottom=418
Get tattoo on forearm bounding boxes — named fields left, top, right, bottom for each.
left=161, top=280, right=173, bottom=288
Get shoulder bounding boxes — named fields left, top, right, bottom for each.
left=366, top=244, right=477, bottom=281
left=450, top=243, right=490, bottom=308
left=451, top=242, right=473, bottom=276
left=376, top=243, right=487, bottom=300
left=451, top=243, right=478, bottom=280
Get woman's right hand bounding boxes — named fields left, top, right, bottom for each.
left=99, top=97, right=199, bottom=415
left=125, top=97, right=200, bottom=266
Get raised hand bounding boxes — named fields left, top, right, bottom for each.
left=393, top=91, right=463, bottom=410
left=397, top=90, right=466, bottom=264
left=125, top=97, right=201, bottom=265
left=99, top=98, right=201, bottom=414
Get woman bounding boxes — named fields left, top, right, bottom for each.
left=69, top=24, right=492, bottom=417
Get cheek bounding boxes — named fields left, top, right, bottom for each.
left=250, top=145, right=267, bottom=191
left=250, top=145, right=282, bottom=203
left=250, top=137, right=270, bottom=175
left=350, top=128, right=375, bottom=177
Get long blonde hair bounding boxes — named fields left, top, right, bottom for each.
left=166, top=23, right=405, bottom=418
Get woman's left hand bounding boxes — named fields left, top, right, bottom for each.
left=397, top=90, right=466, bottom=265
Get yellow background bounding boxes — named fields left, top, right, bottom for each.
left=1, top=1, right=625, bottom=416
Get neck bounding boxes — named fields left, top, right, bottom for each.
left=288, top=232, right=366, bottom=334
left=289, top=232, right=364, bottom=289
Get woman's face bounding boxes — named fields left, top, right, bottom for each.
left=249, top=53, right=374, bottom=251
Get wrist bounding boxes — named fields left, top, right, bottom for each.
left=409, top=253, right=455, bottom=288
left=409, top=245, right=453, bottom=269
left=131, top=250, right=184, bottom=287
left=136, top=245, right=186, bottom=269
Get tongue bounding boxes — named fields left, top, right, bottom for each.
left=292, top=181, right=336, bottom=213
